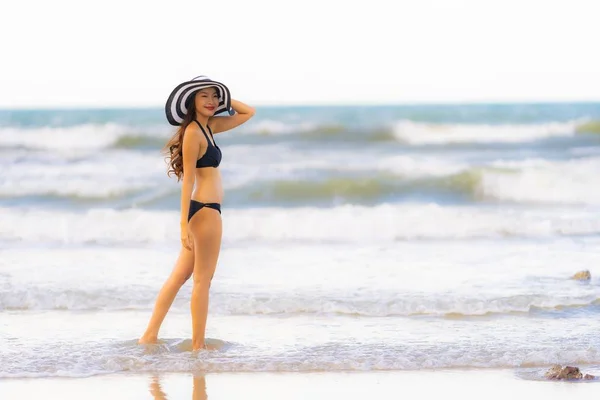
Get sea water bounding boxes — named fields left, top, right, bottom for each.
left=2, top=103, right=600, bottom=377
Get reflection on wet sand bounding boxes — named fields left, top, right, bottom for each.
left=149, top=374, right=207, bottom=400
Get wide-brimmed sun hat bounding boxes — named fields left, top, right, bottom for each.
left=165, top=75, right=234, bottom=126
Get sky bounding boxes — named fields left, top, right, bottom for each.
left=1, top=0, right=599, bottom=108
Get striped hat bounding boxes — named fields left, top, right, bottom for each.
left=165, top=75, right=234, bottom=126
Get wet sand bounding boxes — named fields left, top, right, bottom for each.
left=2, top=369, right=600, bottom=400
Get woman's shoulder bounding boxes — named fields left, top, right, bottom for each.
left=184, top=121, right=201, bottom=136
left=182, top=122, right=201, bottom=143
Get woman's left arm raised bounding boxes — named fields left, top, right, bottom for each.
left=209, top=99, right=255, bottom=134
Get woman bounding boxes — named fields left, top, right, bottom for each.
left=139, top=76, right=255, bottom=350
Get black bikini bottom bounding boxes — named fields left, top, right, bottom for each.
left=188, top=200, right=221, bottom=222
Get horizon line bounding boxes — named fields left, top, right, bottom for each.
left=1, top=98, right=600, bottom=111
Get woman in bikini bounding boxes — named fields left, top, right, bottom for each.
left=139, top=76, right=255, bottom=350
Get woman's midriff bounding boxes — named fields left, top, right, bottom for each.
left=191, top=168, right=224, bottom=203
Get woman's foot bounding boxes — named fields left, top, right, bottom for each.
left=192, top=341, right=218, bottom=351
left=138, top=334, right=158, bottom=345
left=192, top=341, right=220, bottom=351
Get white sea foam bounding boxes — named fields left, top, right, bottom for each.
left=236, top=119, right=318, bottom=135
left=0, top=124, right=128, bottom=151
left=477, top=157, right=600, bottom=205
left=2, top=311, right=600, bottom=377
left=1, top=204, right=600, bottom=245
left=0, top=120, right=579, bottom=154
left=0, top=120, right=315, bottom=153
left=392, top=121, right=577, bottom=144
left=3, top=283, right=598, bottom=316
left=4, top=152, right=600, bottom=205
left=0, top=151, right=172, bottom=199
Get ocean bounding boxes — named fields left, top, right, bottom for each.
left=2, top=103, right=600, bottom=379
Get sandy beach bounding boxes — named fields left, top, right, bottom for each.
left=2, top=369, right=600, bottom=400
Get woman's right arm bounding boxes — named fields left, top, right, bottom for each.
left=209, top=99, right=255, bottom=134
left=180, top=126, right=200, bottom=250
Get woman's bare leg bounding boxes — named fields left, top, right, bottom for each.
left=189, top=209, right=222, bottom=351
left=139, top=246, right=195, bottom=344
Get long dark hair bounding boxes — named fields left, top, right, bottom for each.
left=163, top=94, right=197, bottom=181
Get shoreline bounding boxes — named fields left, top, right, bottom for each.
left=1, top=368, right=599, bottom=400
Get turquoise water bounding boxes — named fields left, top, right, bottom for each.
left=1, top=103, right=600, bottom=210
left=2, top=103, right=599, bottom=126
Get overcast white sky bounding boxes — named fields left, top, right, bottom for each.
left=1, top=0, right=599, bottom=108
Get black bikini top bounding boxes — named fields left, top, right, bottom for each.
left=194, top=120, right=222, bottom=168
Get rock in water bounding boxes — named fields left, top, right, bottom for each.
left=545, top=365, right=596, bottom=381
left=572, top=270, right=591, bottom=281
left=545, top=365, right=562, bottom=379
